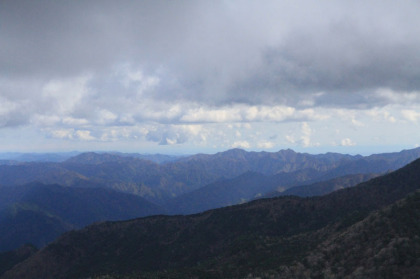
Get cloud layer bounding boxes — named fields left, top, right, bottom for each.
left=1, top=0, right=419, bottom=152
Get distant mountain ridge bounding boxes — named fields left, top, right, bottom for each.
left=0, top=152, right=80, bottom=163
left=0, top=147, right=419, bottom=206
left=165, top=168, right=328, bottom=215
left=3, top=157, right=420, bottom=278
left=266, top=173, right=380, bottom=198
left=0, top=151, right=181, bottom=164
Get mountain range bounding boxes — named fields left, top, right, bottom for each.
left=1, top=147, right=419, bottom=204
left=2, top=156, right=420, bottom=278
left=0, top=147, right=420, bottom=256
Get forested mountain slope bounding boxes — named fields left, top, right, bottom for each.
left=3, top=157, right=420, bottom=279
left=0, top=183, right=164, bottom=252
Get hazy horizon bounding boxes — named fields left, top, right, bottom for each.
left=0, top=145, right=418, bottom=158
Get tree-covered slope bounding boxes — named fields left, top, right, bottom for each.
left=270, top=191, right=420, bottom=279
left=4, top=158, right=420, bottom=279
left=0, top=183, right=165, bottom=252
left=0, top=244, right=37, bottom=277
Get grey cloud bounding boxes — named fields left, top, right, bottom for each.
left=0, top=0, right=197, bottom=78
left=2, top=0, right=420, bottom=113
left=228, top=4, right=420, bottom=108
left=146, top=127, right=189, bottom=145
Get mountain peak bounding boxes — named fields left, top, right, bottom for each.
left=221, top=148, right=247, bottom=155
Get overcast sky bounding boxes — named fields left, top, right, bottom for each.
left=1, top=0, right=419, bottom=155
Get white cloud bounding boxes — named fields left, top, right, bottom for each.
left=62, top=117, right=89, bottom=126
left=41, top=75, right=91, bottom=115
left=75, top=130, right=95, bottom=141
left=48, top=128, right=95, bottom=141
left=366, top=108, right=397, bottom=123
left=96, top=110, right=118, bottom=125
left=300, top=122, right=312, bottom=147
left=257, top=141, right=274, bottom=149
left=232, top=141, right=250, bottom=149
left=351, top=117, right=365, bottom=127
left=244, top=106, right=295, bottom=122
left=49, top=129, right=75, bottom=140
left=285, top=135, right=296, bottom=144
left=402, top=110, right=420, bottom=123
left=145, top=124, right=207, bottom=146
left=341, top=138, right=356, bottom=146
left=179, top=105, right=324, bottom=124
left=180, top=107, right=242, bottom=123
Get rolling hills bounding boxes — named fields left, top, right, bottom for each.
left=3, top=157, right=420, bottom=278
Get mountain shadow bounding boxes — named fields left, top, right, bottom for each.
left=0, top=183, right=164, bottom=252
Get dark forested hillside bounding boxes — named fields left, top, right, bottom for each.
left=0, top=244, right=37, bottom=277
left=3, top=158, right=420, bottom=279
left=0, top=183, right=164, bottom=252
left=271, top=191, right=420, bottom=279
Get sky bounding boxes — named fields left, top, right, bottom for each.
left=1, top=0, right=420, bottom=155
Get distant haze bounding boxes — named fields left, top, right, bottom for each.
left=1, top=1, right=419, bottom=154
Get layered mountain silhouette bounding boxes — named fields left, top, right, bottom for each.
left=266, top=172, right=379, bottom=198
left=0, top=183, right=164, bottom=252
left=0, top=147, right=419, bottom=205
left=2, top=157, right=420, bottom=278
left=0, top=147, right=420, bottom=253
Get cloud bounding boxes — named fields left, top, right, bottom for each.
left=49, top=129, right=75, bottom=140
left=48, top=128, right=95, bottom=141
left=145, top=124, right=205, bottom=146
left=1, top=1, right=420, bottom=152
left=300, top=122, right=312, bottom=147
left=75, top=130, right=95, bottom=141
left=180, top=105, right=324, bottom=124
left=2, top=1, right=420, bottom=109
left=366, top=109, right=397, bottom=123
left=285, top=135, right=296, bottom=144
left=402, top=110, right=420, bottom=123
left=232, top=141, right=250, bottom=149
left=257, top=141, right=275, bottom=149
left=180, top=107, right=242, bottom=123
left=341, top=138, right=356, bottom=146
